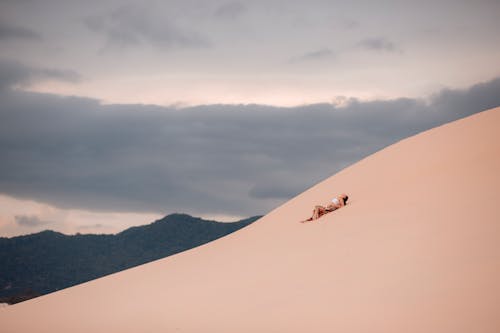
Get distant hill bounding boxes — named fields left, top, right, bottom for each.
left=0, top=213, right=261, bottom=304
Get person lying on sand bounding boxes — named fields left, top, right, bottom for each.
left=300, top=193, right=349, bottom=223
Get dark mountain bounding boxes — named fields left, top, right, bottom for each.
left=0, top=213, right=261, bottom=304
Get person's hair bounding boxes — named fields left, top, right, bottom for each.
left=343, top=195, right=349, bottom=205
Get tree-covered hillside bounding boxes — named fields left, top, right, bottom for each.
left=0, top=213, right=260, bottom=304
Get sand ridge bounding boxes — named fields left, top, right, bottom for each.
left=1, top=107, right=499, bottom=333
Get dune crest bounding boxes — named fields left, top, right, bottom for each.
left=1, top=107, right=499, bottom=333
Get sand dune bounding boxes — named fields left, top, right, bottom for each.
left=1, top=106, right=499, bottom=333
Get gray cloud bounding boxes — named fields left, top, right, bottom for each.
left=36, top=68, right=82, bottom=83
left=14, top=215, right=50, bottom=227
left=84, top=3, right=210, bottom=50
left=248, top=183, right=303, bottom=200
left=0, top=59, right=82, bottom=90
left=357, top=37, right=400, bottom=52
left=214, top=2, right=246, bottom=19
left=77, top=223, right=106, bottom=230
left=290, top=48, right=335, bottom=63
left=0, top=65, right=499, bottom=217
left=338, top=18, right=359, bottom=30
left=0, top=22, right=41, bottom=41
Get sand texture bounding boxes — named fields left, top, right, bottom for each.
left=1, top=107, right=499, bottom=332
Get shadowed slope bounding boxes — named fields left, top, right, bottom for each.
left=1, top=107, right=499, bottom=333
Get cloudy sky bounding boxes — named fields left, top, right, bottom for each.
left=0, top=0, right=499, bottom=236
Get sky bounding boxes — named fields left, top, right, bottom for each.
left=0, top=0, right=499, bottom=236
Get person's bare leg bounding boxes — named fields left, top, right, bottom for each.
left=300, top=205, right=328, bottom=223
left=300, top=208, right=316, bottom=223
left=312, top=208, right=318, bottom=220
left=312, top=205, right=325, bottom=220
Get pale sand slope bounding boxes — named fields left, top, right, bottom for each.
left=1, top=107, right=500, bottom=333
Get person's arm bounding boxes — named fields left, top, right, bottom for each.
left=326, top=203, right=336, bottom=211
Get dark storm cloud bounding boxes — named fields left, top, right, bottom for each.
left=84, top=3, right=210, bottom=49
left=0, top=65, right=498, bottom=216
left=0, top=59, right=82, bottom=90
left=214, top=2, right=246, bottom=19
left=357, top=37, right=400, bottom=52
left=14, top=215, right=50, bottom=227
left=0, top=22, right=41, bottom=41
